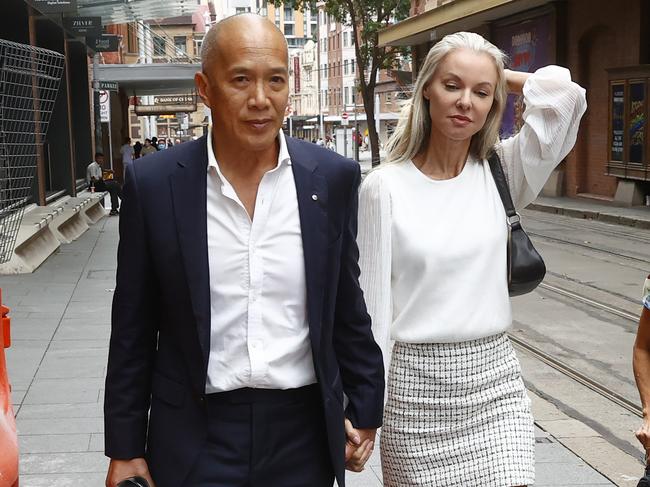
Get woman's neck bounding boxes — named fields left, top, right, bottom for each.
left=413, top=133, right=471, bottom=180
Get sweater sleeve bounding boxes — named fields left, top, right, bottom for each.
left=498, top=65, right=587, bottom=210
left=357, top=170, right=393, bottom=383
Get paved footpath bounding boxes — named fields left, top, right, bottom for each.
left=1, top=213, right=618, bottom=486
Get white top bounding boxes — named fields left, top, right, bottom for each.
left=86, top=161, right=102, bottom=184
left=205, top=130, right=316, bottom=393
left=358, top=66, right=587, bottom=375
left=120, top=144, right=133, bottom=163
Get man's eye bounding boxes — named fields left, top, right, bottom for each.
left=234, top=76, right=248, bottom=83
left=271, top=76, right=285, bottom=83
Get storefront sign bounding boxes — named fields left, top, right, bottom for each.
left=611, top=84, right=625, bottom=161
left=63, top=16, right=102, bottom=36
left=88, top=35, right=119, bottom=52
left=294, top=57, right=301, bottom=94
left=153, top=95, right=195, bottom=105
left=29, top=0, right=77, bottom=13
left=628, top=81, right=646, bottom=163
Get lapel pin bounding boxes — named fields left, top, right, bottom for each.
left=311, top=194, right=318, bottom=201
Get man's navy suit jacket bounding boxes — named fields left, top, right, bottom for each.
left=104, top=135, right=385, bottom=487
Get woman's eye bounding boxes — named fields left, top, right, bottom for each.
left=445, top=84, right=457, bottom=90
left=477, top=91, right=489, bottom=98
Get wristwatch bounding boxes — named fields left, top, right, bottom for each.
left=116, top=477, right=149, bottom=487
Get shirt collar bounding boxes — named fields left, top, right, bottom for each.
left=206, top=127, right=292, bottom=180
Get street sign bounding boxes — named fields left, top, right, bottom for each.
left=63, top=16, right=102, bottom=37
left=99, top=90, right=110, bottom=123
left=341, top=111, right=349, bottom=126
left=93, top=80, right=118, bottom=92
left=87, top=35, right=119, bottom=53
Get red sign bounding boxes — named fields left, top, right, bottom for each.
left=342, top=112, right=349, bottom=120
left=294, top=57, right=301, bottom=93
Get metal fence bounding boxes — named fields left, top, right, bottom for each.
left=0, top=40, right=65, bottom=264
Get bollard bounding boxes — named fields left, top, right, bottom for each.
left=0, top=288, right=18, bottom=487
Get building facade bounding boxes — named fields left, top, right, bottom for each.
left=381, top=0, right=650, bottom=204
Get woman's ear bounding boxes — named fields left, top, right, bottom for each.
left=422, top=84, right=430, bottom=101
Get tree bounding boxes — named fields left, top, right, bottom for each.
left=273, top=0, right=409, bottom=166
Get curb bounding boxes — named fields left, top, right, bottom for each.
left=527, top=203, right=650, bottom=230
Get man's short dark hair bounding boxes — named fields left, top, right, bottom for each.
left=95, top=152, right=104, bottom=158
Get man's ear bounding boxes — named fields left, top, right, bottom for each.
left=195, top=72, right=212, bottom=109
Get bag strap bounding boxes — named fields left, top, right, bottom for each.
left=487, top=151, right=520, bottom=226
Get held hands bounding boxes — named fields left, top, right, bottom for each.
left=636, top=418, right=650, bottom=461
left=344, top=418, right=376, bottom=472
left=106, top=458, right=156, bottom=487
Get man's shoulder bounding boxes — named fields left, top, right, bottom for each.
left=133, top=137, right=207, bottom=178
left=286, top=137, right=358, bottom=174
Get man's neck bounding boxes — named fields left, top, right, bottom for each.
left=212, top=135, right=280, bottom=182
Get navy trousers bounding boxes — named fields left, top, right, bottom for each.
left=182, top=384, right=334, bottom=487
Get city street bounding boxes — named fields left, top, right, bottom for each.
left=1, top=196, right=648, bottom=486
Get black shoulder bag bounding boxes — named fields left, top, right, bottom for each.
left=487, top=152, right=546, bottom=296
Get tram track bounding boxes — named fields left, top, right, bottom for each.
left=511, top=281, right=643, bottom=418
left=527, top=231, right=649, bottom=266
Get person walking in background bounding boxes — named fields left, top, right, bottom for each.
left=133, top=140, right=142, bottom=159
left=86, top=152, right=122, bottom=216
left=120, top=138, right=134, bottom=178
left=104, top=13, right=384, bottom=487
left=140, top=138, right=156, bottom=156
left=150, top=136, right=160, bottom=151
left=358, top=31, right=586, bottom=486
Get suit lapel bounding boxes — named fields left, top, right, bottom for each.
left=170, top=137, right=211, bottom=370
left=287, top=137, right=328, bottom=356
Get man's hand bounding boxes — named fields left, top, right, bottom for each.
left=344, top=418, right=376, bottom=472
left=106, top=458, right=156, bottom=487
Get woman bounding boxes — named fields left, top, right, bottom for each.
left=633, top=275, right=650, bottom=462
left=358, top=32, right=586, bottom=486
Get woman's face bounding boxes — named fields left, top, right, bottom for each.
left=423, top=48, right=498, bottom=144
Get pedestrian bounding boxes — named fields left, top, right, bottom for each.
left=633, top=275, right=650, bottom=459
left=86, top=152, right=122, bottom=216
left=120, top=137, right=134, bottom=178
left=140, top=138, right=156, bottom=156
left=167, top=139, right=173, bottom=148
left=151, top=136, right=160, bottom=151
left=358, top=31, right=586, bottom=486
left=104, top=13, right=384, bottom=487
left=316, top=137, right=324, bottom=146
left=133, top=140, right=142, bottom=159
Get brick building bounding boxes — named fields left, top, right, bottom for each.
left=380, top=0, right=650, bottom=205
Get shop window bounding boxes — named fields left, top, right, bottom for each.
left=607, top=67, right=650, bottom=181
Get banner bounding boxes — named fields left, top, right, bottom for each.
left=29, top=0, right=77, bottom=14
left=87, top=35, right=119, bottom=52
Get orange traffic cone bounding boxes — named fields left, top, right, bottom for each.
left=0, top=289, right=18, bottom=487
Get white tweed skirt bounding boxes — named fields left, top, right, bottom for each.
left=381, top=333, right=535, bottom=486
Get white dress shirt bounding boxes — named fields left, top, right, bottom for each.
left=86, top=161, right=102, bottom=184
left=358, top=66, right=587, bottom=377
left=205, top=130, right=317, bottom=393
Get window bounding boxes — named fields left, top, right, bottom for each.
left=275, top=8, right=280, bottom=21
left=284, top=24, right=294, bottom=36
left=284, top=7, right=294, bottom=21
left=345, top=86, right=350, bottom=105
left=194, top=38, right=203, bottom=56
left=153, top=36, right=166, bottom=56
left=236, top=7, right=251, bottom=14
left=174, top=36, right=187, bottom=54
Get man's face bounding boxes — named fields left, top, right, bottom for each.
left=196, top=19, right=289, bottom=154
left=96, top=155, right=105, bottom=166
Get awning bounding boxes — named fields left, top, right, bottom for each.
left=76, top=0, right=193, bottom=25
left=94, top=63, right=201, bottom=96
left=378, top=0, right=552, bottom=47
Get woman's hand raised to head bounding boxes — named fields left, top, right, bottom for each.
left=504, top=69, right=532, bottom=95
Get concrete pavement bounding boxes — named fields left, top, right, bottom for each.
left=1, top=197, right=637, bottom=486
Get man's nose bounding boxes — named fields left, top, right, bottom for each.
left=249, top=81, right=270, bottom=109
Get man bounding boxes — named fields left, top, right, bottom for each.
left=86, top=153, right=122, bottom=216
left=141, top=139, right=156, bottom=156
left=120, top=137, right=134, bottom=176
left=104, top=14, right=384, bottom=487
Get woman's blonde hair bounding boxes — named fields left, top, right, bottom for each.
left=386, top=31, right=508, bottom=163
